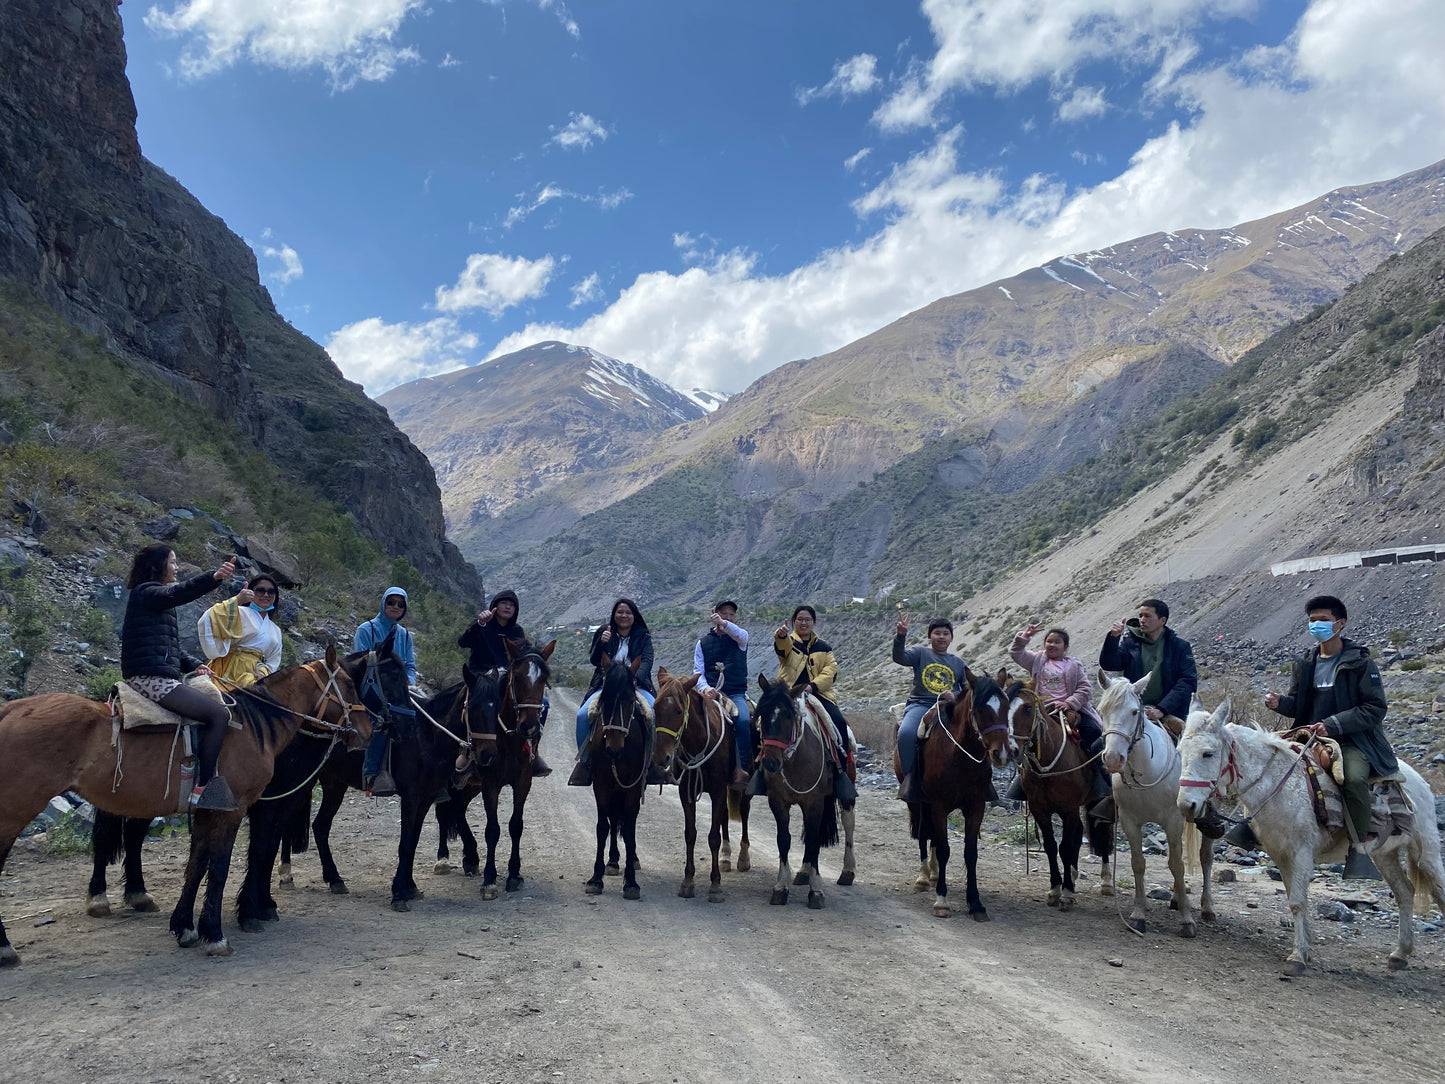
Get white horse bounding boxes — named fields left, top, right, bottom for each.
left=1096, top=672, right=1214, bottom=936
left=1177, top=696, right=1445, bottom=976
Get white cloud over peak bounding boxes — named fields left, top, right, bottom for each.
left=327, top=317, right=478, bottom=394
left=570, top=273, right=604, bottom=308
left=1056, top=85, right=1108, bottom=122
left=797, top=54, right=882, bottom=106
left=144, top=0, right=426, bottom=88
left=435, top=253, right=557, bottom=316
left=549, top=112, right=610, bottom=150
left=256, top=230, right=304, bottom=286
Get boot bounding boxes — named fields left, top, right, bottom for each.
left=1223, top=820, right=1259, bottom=850
left=1087, top=762, right=1115, bottom=823
left=530, top=746, right=553, bottom=777
left=833, top=766, right=857, bottom=802
left=1190, top=800, right=1229, bottom=839
left=897, top=771, right=923, bottom=804
left=745, top=769, right=768, bottom=797
left=731, top=765, right=749, bottom=787
left=567, top=758, right=592, bottom=787
left=191, top=775, right=238, bottom=812
left=1343, top=846, right=1382, bottom=881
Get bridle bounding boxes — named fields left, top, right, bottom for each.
left=1180, top=726, right=1308, bottom=826
left=757, top=690, right=828, bottom=795
left=655, top=682, right=727, bottom=776
left=224, top=654, right=374, bottom=736
left=1099, top=688, right=1176, bottom=789
left=934, top=686, right=1007, bottom=766
left=595, top=676, right=651, bottom=789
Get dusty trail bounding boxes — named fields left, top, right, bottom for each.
left=2, top=689, right=1442, bottom=1083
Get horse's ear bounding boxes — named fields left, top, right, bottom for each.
left=1189, top=692, right=1204, bottom=715
left=541, top=639, right=557, bottom=659
left=758, top=673, right=771, bottom=692
left=964, top=666, right=977, bottom=689
left=1130, top=674, right=1152, bottom=697
left=683, top=674, right=700, bottom=692
left=656, top=665, right=671, bottom=684
left=382, top=628, right=397, bottom=654
left=463, top=663, right=476, bottom=688
left=630, top=655, right=643, bottom=675
left=788, top=673, right=809, bottom=697
left=326, top=643, right=339, bottom=669
left=1096, top=667, right=1112, bottom=690
left=504, top=638, right=522, bottom=660
left=995, top=667, right=1009, bottom=687
left=1211, top=697, right=1231, bottom=729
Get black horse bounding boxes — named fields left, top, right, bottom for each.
left=583, top=657, right=650, bottom=899
left=86, top=812, right=156, bottom=918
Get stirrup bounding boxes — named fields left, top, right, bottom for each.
left=192, top=776, right=238, bottom=812
left=1343, top=847, right=1382, bottom=881
left=530, top=749, right=553, bottom=777
left=744, top=770, right=767, bottom=797
left=369, top=768, right=397, bottom=798
left=1191, top=802, right=1228, bottom=840
left=567, top=759, right=592, bottom=787
left=832, top=768, right=856, bottom=802
left=1087, top=796, right=1116, bottom=823
left=897, top=772, right=923, bottom=804
left=1223, top=821, right=1259, bottom=849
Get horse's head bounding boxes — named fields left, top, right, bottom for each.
left=598, top=654, right=642, bottom=758
left=966, top=667, right=1015, bottom=769
left=463, top=664, right=505, bottom=767
left=1003, top=677, right=1036, bottom=748
left=1095, top=668, right=1151, bottom=773
left=651, top=667, right=700, bottom=779
left=755, top=673, right=804, bottom=774
left=339, top=640, right=411, bottom=749
left=504, top=636, right=554, bottom=735
left=1176, top=695, right=1232, bottom=822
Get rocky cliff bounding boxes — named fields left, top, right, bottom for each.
left=0, top=0, right=480, bottom=600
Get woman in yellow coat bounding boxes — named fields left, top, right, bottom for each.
left=197, top=574, right=283, bottom=686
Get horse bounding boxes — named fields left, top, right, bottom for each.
left=0, top=645, right=371, bottom=964
left=891, top=668, right=1015, bottom=919
left=1096, top=671, right=1213, bottom=937
left=582, top=656, right=650, bottom=899
left=85, top=812, right=156, bottom=918
left=233, top=642, right=413, bottom=931
left=1177, top=695, right=1445, bottom=975
left=652, top=667, right=733, bottom=902
left=1004, top=678, right=1114, bottom=911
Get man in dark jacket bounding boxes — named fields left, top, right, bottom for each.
left=695, top=600, right=751, bottom=786
left=1098, top=598, right=1197, bottom=738
left=1266, top=594, right=1394, bottom=880
left=458, top=589, right=550, bottom=775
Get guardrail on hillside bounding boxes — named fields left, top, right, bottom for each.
left=1269, top=544, right=1445, bottom=576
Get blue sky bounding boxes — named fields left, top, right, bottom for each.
left=121, top=1, right=1445, bottom=396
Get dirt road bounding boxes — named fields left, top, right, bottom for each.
left=3, top=690, right=1443, bottom=1084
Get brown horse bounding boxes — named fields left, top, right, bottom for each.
left=652, top=667, right=733, bottom=902
left=892, top=668, right=1015, bottom=919
left=583, top=656, right=650, bottom=899
left=1004, top=678, right=1114, bottom=911
left=0, top=646, right=371, bottom=965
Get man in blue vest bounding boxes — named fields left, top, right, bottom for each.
left=694, top=600, right=752, bottom=786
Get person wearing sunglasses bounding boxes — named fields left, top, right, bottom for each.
left=197, top=573, right=284, bottom=687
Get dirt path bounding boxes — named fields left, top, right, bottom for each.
left=3, top=690, right=1443, bottom=1084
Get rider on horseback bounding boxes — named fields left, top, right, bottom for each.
left=197, top=574, right=282, bottom=687
left=569, top=598, right=664, bottom=787
left=746, top=605, right=857, bottom=801
left=457, top=588, right=551, bottom=777
left=694, top=599, right=752, bottom=787
left=357, top=587, right=419, bottom=797
left=121, top=545, right=238, bottom=810
left=893, top=615, right=968, bottom=804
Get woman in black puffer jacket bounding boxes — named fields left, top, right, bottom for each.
left=121, top=544, right=238, bottom=810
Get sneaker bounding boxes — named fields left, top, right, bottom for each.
left=567, top=760, right=592, bottom=787
left=193, top=776, right=238, bottom=812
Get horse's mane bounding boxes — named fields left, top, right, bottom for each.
left=513, top=639, right=551, bottom=681
left=231, top=677, right=310, bottom=746
left=599, top=659, right=635, bottom=712
left=1096, top=676, right=1136, bottom=714
left=972, top=671, right=1003, bottom=712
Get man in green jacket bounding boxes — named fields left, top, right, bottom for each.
left=1266, top=594, right=1395, bottom=880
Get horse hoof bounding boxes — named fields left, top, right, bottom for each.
left=605, top=863, right=621, bottom=877
left=678, top=884, right=695, bottom=898
left=970, top=908, right=990, bottom=923
left=126, top=893, right=159, bottom=913
left=278, top=875, right=294, bottom=888
left=720, top=860, right=732, bottom=872
left=708, top=889, right=725, bottom=904
left=464, top=863, right=480, bottom=878
left=623, top=885, right=641, bottom=901
left=1127, top=918, right=1146, bottom=934
left=391, top=900, right=411, bottom=913
left=433, top=861, right=452, bottom=875
left=239, top=918, right=265, bottom=934
left=86, top=895, right=112, bottom=918
left=914, top=879, right=931, bottom=893
left=1047, top=892, right=1061, bottom=908
left=505, top=877, right=524, bottom=893
left=177, top=928, right=199, bottom=948
left=836, top=871, right=855, bottom=887
left=480, top=886, right=500, bottom=901
left=329, top=882, right=349, bottom=896
left=205, top=939, right=233, bottom=957
left=1281, top=959, right=1306, bottom=977
left=933, top=905, right=951, bottom=918
left=1099, top=884, right=1115, bottom=897
left=769, top=889, right=788, bottom=906
left=736, top=856, right=750, bottom=873
left=1387, top=955, right=1409, bottom=971
left=0, top=945, right=18, bottom=967
left=1180, top=922, right=1197, bottom=939
left=1058, top=896, right=1075, bottom=913
left=585, top=881, right=604, bottom=895
left=260, top=907, right=279, bottom=923
left=807, top=892, right=825, bottom=910
left=1202, top=909, right=1217, bottom=923
left=793, top=871, right=809, bottom=886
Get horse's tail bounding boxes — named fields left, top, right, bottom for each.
left=1404, top=772, right=1445, bottom=914
left=1182, top=820, right=1201, bottom=878
left=285, top=791, right=312, bottom=855
left=437, top=794, right=463, bottom=843
left=1087, top=814, right=1114, bottom=859
left=92, top=810, right=125, bottom=867
left=907, top=802, right=923, bottom=841
left=817, top=792, right=839, bottom=849
left=727, top=788, right=742, bottom=823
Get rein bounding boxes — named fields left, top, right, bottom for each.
left=218, top=657, right=367, bottom=735
left=758, top=694, right=827, bottom=796
left=411, top=692, right=471, bottom=751
left=658, top=687, right=728, bottom=774
left=1181, top=731, right=1310, bottom=826
left=593, top=683, right=652, bottom=790
left=1100, top=697, right=1175, bottom=790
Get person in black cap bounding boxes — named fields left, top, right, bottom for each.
left=694, top=600, right=752, bottom=786
left=458, top=589, right=551, bottom=776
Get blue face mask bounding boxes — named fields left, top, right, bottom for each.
left=1308, top=620, right=1337, bottom=642
left=249, top=602, right=274, bottom=615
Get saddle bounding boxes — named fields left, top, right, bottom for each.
left=1282, top=729, right=1414, bottom=836
left=798, top=693, right=845, bottom=765
left=110, top=675, right=229, bottom=731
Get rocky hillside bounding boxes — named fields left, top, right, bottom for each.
left=0, top=0, right=479, bottom=600
left=483, top=162, right=1445, bottom=618
left=379, top=342, right=705, bottom=557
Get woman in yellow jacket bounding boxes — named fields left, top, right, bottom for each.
left=197, top=574, right=283, bottom=686
left=747, top=605, right=856, bottom=800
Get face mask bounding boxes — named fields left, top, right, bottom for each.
left=1308, top=620, right=1336, bottom=642
left=249, top=602, right=274, bottom=614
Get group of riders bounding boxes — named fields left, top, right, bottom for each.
left=119, top=543, right=1397, bottom=878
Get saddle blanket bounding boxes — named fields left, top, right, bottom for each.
left=110, top=675, right=227, bottom=731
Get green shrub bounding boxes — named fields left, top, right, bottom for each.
left=82, top=665, right=122, bottom=701
left=80, top=607, right=116, bottom=647
left=1400, top=660, right=1427, bottom=672
left=40, top=808, right=93, bottom=857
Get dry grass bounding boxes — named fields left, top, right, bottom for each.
left=1196, top=670, right=1273, bottom=730
left=848, top=707, right=899, bottom=755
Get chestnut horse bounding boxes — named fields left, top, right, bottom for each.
left=892, top=668, right=1015, bottom=919
left=0, top=646, right=371, bottom=964
left=1004, top=678, right=1114, bottom=912
left=652, top=667, right=733, bottom=902
left=582, top=657, right=650, bottom=899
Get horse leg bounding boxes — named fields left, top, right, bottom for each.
left=504, top=784, right=528, bottom=893
left=929, top=805, right=952, bottom=918
left=621, top=801, right=642, bottom=901
left=1279, top=853, right=1313, bottom=976
left=1036, top=810, right=1064, bottom=907
left=803, top=808, right=826, bottom=910
left=1120, top=815, right=1149, bottom=933
left=459, top=794, right=481, bottom=877
left=721, top=819, right=732, bottom=873
left=707, top=787, right=726, bottom=903
left=390, top=792, right=429, bottom=912
left=480, top=788, right=502, bottom=901
left=1375, top=847, right=1415, bottom=970
left=962, top=803, right=988, bottom=921
left=769, top=797, right=792, bottom=905
left=313, top=777, right=349, bottom=894
left=278, top=836, right=293, bottom=888
left=169, top=825, right=209, bottom=948
left=196, top=814, right=242, bottom=956
left=679, top=788, right=697, bottom=899
left=586, top=807, right=607, bottom=894
left=433, top=800, right=453, bottom=875
left=0, top=841, right=16, bottom=966
left=737, top=795, right=751, bottom=872
left=235, top=805, right=269, bottom=933
left=121, top=815, right=156, bottom=909
left=606, top=821, right=622, bottom=877
left=87, top=810, right=121, bottom=917
left=1098, top=839, right=1115, bottom=898
left=836, top=800, right=856, bottom=887
left=1057, top=812, right=1083, bottom=912
left=1164, top=816, right=1197, bottom=938
left=1196, top=827, right=1216, bottom=921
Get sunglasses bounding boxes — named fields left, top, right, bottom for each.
left=385, top=599, right=406, bottom=607
left=252, top=587, right=277, bottom=597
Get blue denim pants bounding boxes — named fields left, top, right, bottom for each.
left=576, top=689, right=656, bottom=749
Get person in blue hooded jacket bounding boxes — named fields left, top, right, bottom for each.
left=357, top=586, right=418, bottom=796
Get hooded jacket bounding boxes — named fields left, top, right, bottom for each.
left=1272, top=637, right=1396, bottom=776
left=457, top=588, right=528, bottom=672
left=586, top=614, right=655, bottom=697
left=774, top=629, right=839, bottom=705
left=1098, top=621, right=1197, bottom=720
left=121, top=571, right=220, bottom=679
left=355, top=586, right=417, bottom=685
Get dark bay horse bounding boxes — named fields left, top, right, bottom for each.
left=234, top=644, right=412, bottom=931
left=753, top=673, right=842, bottom=909
left=892, top=668, right=1015, bottom=919
left=583, top=657, right=649, bottom=899
left=1005, top=678, right=1114, bottom=912
left=652, top=667, right=732, bottom=902
left=0, top=646, right=371, bottom=964
left=86, top=812, right=156, bottom=918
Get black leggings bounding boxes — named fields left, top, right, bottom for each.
left=158, top=683, right=231, bottom=787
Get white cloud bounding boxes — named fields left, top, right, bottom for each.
left=843, top=147, right=873, bottom=171
left=482, top=0, right=581, bottom=39
left=570, top=273, right=604, bottom=308
left=262, top=244, right=303, bottom=286
left=439, top=53, right=462, bottom=69
left=326, top=317, right=478, bottom=394
left=144, top=0, right=425, bottom=89
left=1056, top=85, right=1108, bottom=122
left=480, top=1, right=1445, bottom=397
left=797, top=54, right=882, bottom=106
left=549, top=112, right=609, bottom=150
left=503, top=184, right=633, bottom=227
left=435, top=253, right=557, bottom=316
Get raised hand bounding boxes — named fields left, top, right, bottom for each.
left=1264, top=692, right=1280, bottom=710
left=600, top=627, right=613, bottom=644
left=895, top=614, right=909, bottom=637
left=1109, top=620, right=1126, bottom=637
left=476, top=609, right=493, bottom=625
left=214, top=556, right=237, bottom=582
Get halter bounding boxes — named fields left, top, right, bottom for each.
left=1099, top=691, right=1175, bottom=789
left=756, top=692, right=828, bottom=795
left=1179, top=736, right=1245, bottom=802
left=932, top=688, right=1005, bottom=765
left=656, top=685, right=728, bottom=775
left=594, top=679, right=652, bottom=789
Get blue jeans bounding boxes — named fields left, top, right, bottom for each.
left=726, top=692, right=752, bottom=771
left=363, top=729, right=388, bottom=779
left=576, top=689, right=656, bottom=749
left=897, top=702, right=929, bottom=777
